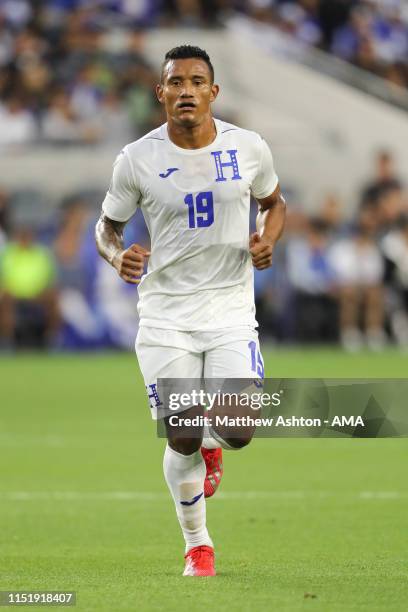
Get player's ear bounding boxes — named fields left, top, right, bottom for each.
left=156, top=83, right=164, bottom=104
left=210, top=84, right=219, bottom=102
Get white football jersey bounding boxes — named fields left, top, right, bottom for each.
left=102, top=118, right=279, bottom=331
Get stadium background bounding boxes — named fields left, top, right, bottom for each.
left=1, top=1, right=407, bottom=611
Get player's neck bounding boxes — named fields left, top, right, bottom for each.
left=167, top=115, right=217, bottom=150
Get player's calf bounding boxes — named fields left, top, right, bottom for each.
left=164, top=404, right=204, bottom=456
left=219, top=434, right=253, bottom=449
left=168, top=436, right=202, bottom=455
left=211, top=402, right=259, bottom=450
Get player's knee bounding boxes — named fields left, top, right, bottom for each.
left=168, top=436, right=202, bottom=455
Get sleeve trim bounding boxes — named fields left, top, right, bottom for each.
left=252, top=175, right=279, bottom=200
left=102, top=196, right=134, bottom=223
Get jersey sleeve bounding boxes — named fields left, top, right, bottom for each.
left=101, top=148, right=141, bottom=222
left=250, top=137, right=279, bottom=200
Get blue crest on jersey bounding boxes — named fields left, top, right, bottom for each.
left=211, top=150, right=242, bottom=182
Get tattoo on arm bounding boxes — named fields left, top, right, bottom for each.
left=95, top=214, right=126, bottom=266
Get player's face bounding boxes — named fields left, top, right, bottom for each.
left=156, top=58, right=219, bottom=127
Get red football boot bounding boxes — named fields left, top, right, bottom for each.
left=183, top=545, right=216, bottom=577
left=201, top=447, right=223, bottom=498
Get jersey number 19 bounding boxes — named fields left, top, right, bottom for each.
left=184, top=192, right=214, bottom=229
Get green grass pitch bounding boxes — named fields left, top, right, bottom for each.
left=1, top=348, right=407, bottom=611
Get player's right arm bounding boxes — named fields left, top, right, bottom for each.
left=95, top=215, right=149, bottom=284
left=95, top=148, right=150, bottom=284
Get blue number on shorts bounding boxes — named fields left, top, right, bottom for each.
left=248, top=340, right=256, bottom=372
left=257, top=351, right=264, bottom=379
left=184, top=192, right=214, bottom=228
left=248, top=340, right=264, bottom=379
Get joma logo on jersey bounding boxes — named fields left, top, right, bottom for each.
left=159, top=167, right=179, bottom=178
left=211, top=149, right=242, bottom=182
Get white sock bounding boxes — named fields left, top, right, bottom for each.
left=163, top=444, right=213, bottom=553
left=201, top=436, right=222, bottom=449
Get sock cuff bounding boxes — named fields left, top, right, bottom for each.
left=165, top=444, right=203, bottom=469
left=208, top=428, right=239, bottom=450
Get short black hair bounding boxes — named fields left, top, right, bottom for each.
left=161, top=45, right=214, bottom=83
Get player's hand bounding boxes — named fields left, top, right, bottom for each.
left=112, top=244, right=150, bottom=284
left=249, top=232, right=274, bottom=270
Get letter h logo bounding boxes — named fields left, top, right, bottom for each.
left=211, top=149, right=242, bottom=182
left=146, top=383, right=163, bottom=408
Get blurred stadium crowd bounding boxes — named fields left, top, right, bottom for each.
left=256, top=151, right=408, bottom=351
left=1, top=0, right=408, bottom=152
left=244, top=0, right=408, bottom=91
left=0, top=0, right=407, bottom=351
left=0, top=150, right=407, bottom=351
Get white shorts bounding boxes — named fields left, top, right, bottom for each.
left=135, top=326, right=263, bottom=419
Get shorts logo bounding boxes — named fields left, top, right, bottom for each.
left=159, top=168, right=179, bottom=178
left=211, top=150, right=242, bottom=182
left=180, top=492, right=203, bottom=506
left=146, top=383, right=163, bottom=408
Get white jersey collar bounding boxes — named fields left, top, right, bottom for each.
left=162, top=118, right=222, bottom=155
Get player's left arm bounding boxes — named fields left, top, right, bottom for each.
left=250, top=184, right=286, bottom=270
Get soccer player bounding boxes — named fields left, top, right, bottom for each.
left=95, top=45, right=286, bottom=576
